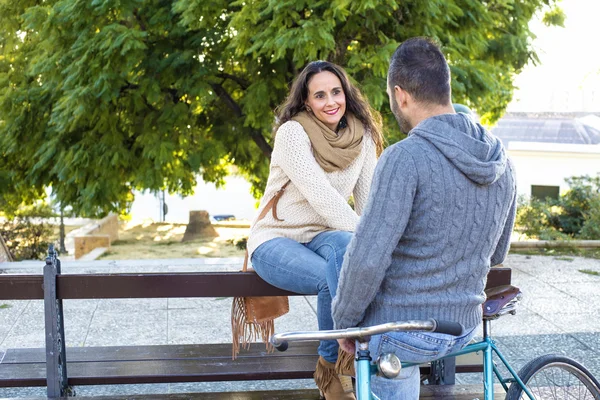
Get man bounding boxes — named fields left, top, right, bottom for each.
left=331, top=37, right=517, bottom=399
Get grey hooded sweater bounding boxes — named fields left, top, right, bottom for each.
left=331, top=113, right=517, bottom=332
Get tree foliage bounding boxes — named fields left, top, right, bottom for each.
left=0, top=0, right=562, bottom=215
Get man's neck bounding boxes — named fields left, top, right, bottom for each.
left=410, top=103, right=455, bottom=128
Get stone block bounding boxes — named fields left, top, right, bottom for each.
left=74, top=235, right=110, bottom=260
left=89, top=214, right=119, bottom=243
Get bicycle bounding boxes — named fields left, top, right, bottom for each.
left=271, top=285, right=600, bottom=399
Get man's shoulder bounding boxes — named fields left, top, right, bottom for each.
left=383, top=135, right=427, bottom=159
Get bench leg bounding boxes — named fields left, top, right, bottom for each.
left=44, top=245, right=72, bottom=397
left=428, top=357, right=456, bottom=385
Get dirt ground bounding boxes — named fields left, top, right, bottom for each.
left=98, top=221, right=249, bottom=260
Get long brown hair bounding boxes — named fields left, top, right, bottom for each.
left=275, top=61, right=384, bottom=156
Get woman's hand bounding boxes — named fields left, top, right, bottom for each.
left=337, top=338, right=356, bottom=354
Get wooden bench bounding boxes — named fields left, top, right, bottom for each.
left=0, top=249, right=511, bottom=398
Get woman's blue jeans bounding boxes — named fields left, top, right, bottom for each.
left=368, top=326, right=477, bottom=399
left=251, top=231, right=352, bottom=363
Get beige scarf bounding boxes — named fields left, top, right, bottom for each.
left=292, top=111, right=364, bottom=172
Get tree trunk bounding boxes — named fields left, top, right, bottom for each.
left=59, top=209, right=66, bottom=255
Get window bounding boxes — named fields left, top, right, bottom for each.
left=531, top=185, right=560, bottom=201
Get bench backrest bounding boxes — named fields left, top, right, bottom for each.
left=0, top=267, right=511, bottom=300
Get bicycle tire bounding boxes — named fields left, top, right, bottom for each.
left=505, top=354, right=600, bottom=400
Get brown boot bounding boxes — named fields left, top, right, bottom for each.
left=314, top=356, right=356, bottom=400
left=335, top=347, right=355, bottom=377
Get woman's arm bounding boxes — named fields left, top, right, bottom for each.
left=272, top=122, right=359, bottom=231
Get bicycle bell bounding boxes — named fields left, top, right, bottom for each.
left=377, top=352, right=401, bottom=379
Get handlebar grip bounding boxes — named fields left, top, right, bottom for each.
left=274, top=341, right=288, bottom=352
left=432, top=320, right=463, bottom=336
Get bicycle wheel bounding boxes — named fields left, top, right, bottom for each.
left=506, top=354, right=600, bottom=400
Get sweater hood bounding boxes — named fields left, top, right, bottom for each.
left=410, top=113, right=507, bottom=185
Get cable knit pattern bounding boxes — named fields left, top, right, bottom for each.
left=247, top=120, right=377, bottom=259
left=332, top=113, right=517, bottom=332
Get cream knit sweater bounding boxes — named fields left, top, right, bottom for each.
left=247, top=120, right=377, bottom=259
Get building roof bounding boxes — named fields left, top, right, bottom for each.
left=492, top=113, right=600, bottom=146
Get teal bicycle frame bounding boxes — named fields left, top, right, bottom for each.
left=272, top=318, right=536, bottom=400
left=352, top=319, right=535, bottom=400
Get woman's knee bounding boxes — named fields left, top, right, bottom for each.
left=311, top=231, right=353, bottom=260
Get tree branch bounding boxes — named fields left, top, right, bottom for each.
left=216, top=73, right=250, bottom=90
left=132, top=9, right=147, bottom=31
left=210, top=83, right=243, bottom=117
left=120, top=82, right=179, bottom=104
left=250, top=130, right=273, bottom=159
left=210, top=83, right=272, bottom=158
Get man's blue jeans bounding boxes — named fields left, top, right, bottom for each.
left=251, top=231, right=352, bottom=363
left=368, top=326, right=477, bottom=399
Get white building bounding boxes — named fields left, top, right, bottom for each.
left=492, top=113, right=600, bottom=199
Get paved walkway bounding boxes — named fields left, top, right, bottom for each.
left=1, top=254, right=599, bottom=398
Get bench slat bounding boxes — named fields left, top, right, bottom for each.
left=0, top=357, right=319, bottom=386
left=0, top=390, right=320, bottom=399
left=56, top=267, right=510, bottom=299
left=0, top=343, right=483, bottom=388
left=0, top=275, right=44, bottom=300
left=1, top=343, right=319, bottom=364
left=0, top=267, right=510, bottom=300
left=56, top=272, right=296, bottom=299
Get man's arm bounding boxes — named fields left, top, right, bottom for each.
left=490, top=175, right=517, bottom=266
left=332, top=145, right=418, bottom=330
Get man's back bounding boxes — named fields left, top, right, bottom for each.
left=332, top=112, right=516, bottom=332
left=332, top=36, right=518, bottom=399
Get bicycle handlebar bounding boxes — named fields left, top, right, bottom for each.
left=433, top=319, right=463, bottom=336
left=270, top=319, right=463, bottom=351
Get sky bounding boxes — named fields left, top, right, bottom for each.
left=508, top=0, right=600, bottom=112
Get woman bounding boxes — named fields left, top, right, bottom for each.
left=247, top=61, right=384, bottom=399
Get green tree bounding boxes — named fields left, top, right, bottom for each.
left=0, top=0, right=563, bottom=215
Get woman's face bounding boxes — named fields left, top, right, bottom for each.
left=305, top=71, right=347, bottom=131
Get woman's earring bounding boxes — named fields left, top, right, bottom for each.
left=306, top=106, right=312, bottom=113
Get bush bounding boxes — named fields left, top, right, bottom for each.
left=227, top=236, right=247, bottom=250
left=0, top=202, right=55, bottom=260
left=579, top=196, right=600, bottom=240
left=516, top=175, right=600, bottom=240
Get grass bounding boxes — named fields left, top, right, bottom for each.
left=0, top=304, right=11, bottom=309
left=98, top=221, right=249, bottom=260
left=579, top=269, right=600, bottom=276
left=510, top=247, right=600, bottom=260
left=554, top=256, right=575, bottom=262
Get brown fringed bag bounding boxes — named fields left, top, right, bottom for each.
left=231, top=181, right=291, bottom=359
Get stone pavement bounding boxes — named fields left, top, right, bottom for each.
left=0, top=254, right=599, bottom=398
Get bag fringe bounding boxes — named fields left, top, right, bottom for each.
left=335, top=347, right=356, bottom=377
left=231, top=296, right=275, bottom=360
left=314, top=356, right=337, bottom=393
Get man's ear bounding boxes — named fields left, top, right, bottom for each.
left=394, top=85, right=409, bottom=109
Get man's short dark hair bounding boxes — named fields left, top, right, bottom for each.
left=388, top=37, right=451, bottom=106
